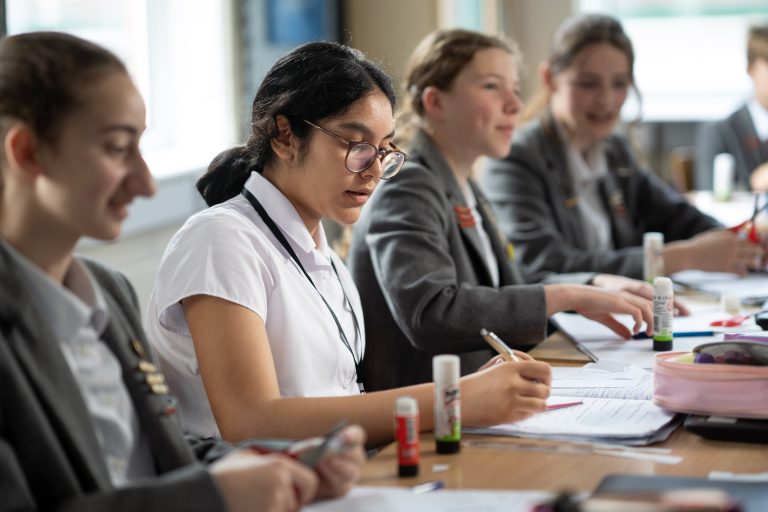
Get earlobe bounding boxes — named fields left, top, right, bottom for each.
left=539, top=61, right=554, bottom=91
left=270, top=115, right=298, bottom=162
left=421, top=86, right=444, bottom=121
left=4, top=123, right=43, bottom=180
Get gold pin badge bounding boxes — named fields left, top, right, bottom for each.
left=130, top=339, right=147, bottom=359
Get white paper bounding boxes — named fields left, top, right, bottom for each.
left=554, top=372, right=654, bottom=400
left=305, top=486, right=551, bottom=512
left=673, top=270, right=768, bottom=300
left=482, top=396, right=676, bottom=439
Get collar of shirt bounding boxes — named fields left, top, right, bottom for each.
left=748, top=98, right=768, bottom=143
left=243, top=171, right=333, bottom=264
left=0, top=240, right=109, bottom=340
left=554, top=119, right=608, bottom=187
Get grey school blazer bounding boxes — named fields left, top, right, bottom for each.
left=695, top=104, right=768, bottom=190
left=480, top=115, right=720, bottom=282
left=0, top=245, right=227, bottom=512
left=348, top=130, right=547, bottom=392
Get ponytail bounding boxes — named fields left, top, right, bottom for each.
left=196, top=146, right=252, bottom=207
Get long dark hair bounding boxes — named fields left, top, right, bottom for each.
left=197, top=41, right=396, bottom=207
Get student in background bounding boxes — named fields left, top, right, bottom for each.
left=147, top=41, right=553, bottom=449
left=347, top=29, right=655, bottom=392
left=480, top=14, right=763, bottom=283
left=697, top=24, right=768, bottom=192
left=0, top=31, right=364, bottom=512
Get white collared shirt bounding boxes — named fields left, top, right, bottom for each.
left=748, top=98, right=768, bottom=143
left=146, top=171, right=365, bottom=439
left=459, top=180, right=499, bottom=287
left=1, top=241, right=155, bottom=487
left=559, top=122, right=612, bottom=251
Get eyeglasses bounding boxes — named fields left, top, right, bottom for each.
left=302, top=119, right=406, bottom=180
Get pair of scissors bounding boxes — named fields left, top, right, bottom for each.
left=729, top=193, right=768, bottom=244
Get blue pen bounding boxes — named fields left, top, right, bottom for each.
left=412, top=480, right=445, bottom=493
left=632, top=331, right=714, bottom=340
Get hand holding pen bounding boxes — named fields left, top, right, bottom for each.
left=456, top=329, right=551, bottom=424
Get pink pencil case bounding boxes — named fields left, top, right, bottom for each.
left=653, top=352, right=768, bottom=419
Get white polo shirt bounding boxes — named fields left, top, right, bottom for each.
left=146, top=171, right=365, bottom=439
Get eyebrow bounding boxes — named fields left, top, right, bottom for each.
left=99, top=124, right=141, bottom=135
left=337, top=121, right=395, bottom=142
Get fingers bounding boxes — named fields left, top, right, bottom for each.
left=315, top=456, right=360, bottom=498
left=673, top=298, right=690, bottom=316
left=479, top=354, right=506, bottom=370
left=515, top=360, right=552, bottom=386
left=591, top=314, right=633, bottom=339
left=285, top=458, right=319, bottom=508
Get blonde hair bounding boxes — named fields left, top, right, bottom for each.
left=397, top=29, right=521, bottom=148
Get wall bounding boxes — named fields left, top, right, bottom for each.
left=342, top=0, right=438, bottom=86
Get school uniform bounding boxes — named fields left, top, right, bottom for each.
left=347, top=129, right=547, bottom=392
left=479, top=113, right=720, bottom=282
left=695, top=101, right=768, bottom=190
left=147, top=171, right=364, bottom=439
left=0, top=241, right=226, bottom=512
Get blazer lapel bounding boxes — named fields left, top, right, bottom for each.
left=734, top=106, right=765, bottom=170
left=97, top=286, right=195, bottom=474
left=0, top=249, right=112, bottom=490
left=413, top=131, right=495, bottom=285
left=539, top=115, right=592, bottom=247
left=601, top=149, right=635, bottom=249
left=470, top=180, right=518, bottom=285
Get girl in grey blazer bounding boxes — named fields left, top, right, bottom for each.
left=481, top=14, right=763, bottom=282
left=349, top=29, right=655, bottom=392
left=0, top=32, right=362, bottom=512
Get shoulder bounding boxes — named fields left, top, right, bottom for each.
left=371, top=160, right=444, bottom=204
left=80, top=258, right=135, bottom=303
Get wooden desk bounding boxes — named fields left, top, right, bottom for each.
left=360, top=334, right=768, bottom=491
left=361, top=430, right=767, bottom=492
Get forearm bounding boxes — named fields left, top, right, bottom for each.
left=662, top=241, right=694, bottom=275
left=214, top=387, right=437, bottom=449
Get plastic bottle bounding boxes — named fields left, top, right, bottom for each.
left=433, top=354, right=461, bottom=454
left=713, top=153, right=735, bottom=202
left=395, top=396, right=419, bottom=477
left=643, top=232, right=664, bottom=283
left=653, top=276, right=674, bottom=351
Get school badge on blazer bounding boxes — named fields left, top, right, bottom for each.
left=131, top=339, right=170, bottom=396
left=609, top=189, right=628, bottom=217
left=453, top=206, right=476, bottom=228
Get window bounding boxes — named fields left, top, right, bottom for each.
left=579, top=0, right=768, bottom=121
left=7, top=0, right=238, bottom=179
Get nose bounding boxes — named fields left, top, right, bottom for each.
left=504, top=89, right=523, bottom=116
left=360, top=155, right=384, bottom=181
left=127, top=152, right=156, bottom=198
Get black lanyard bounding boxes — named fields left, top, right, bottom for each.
left=241, top=188, right=364, bottom=393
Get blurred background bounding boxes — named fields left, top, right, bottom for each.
left=6, top=0, right=767, bottom=311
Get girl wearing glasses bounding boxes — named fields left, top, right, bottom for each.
left=147, top=41, right=553, bottom=448
left=480, top=14, right=764, bottom=282
left=348, top=29, right=656, bottom=391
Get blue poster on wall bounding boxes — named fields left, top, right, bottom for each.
left=267, top=0, right=335, bottom=44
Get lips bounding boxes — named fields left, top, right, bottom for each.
left=346, top=189, right=372, bottom=205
